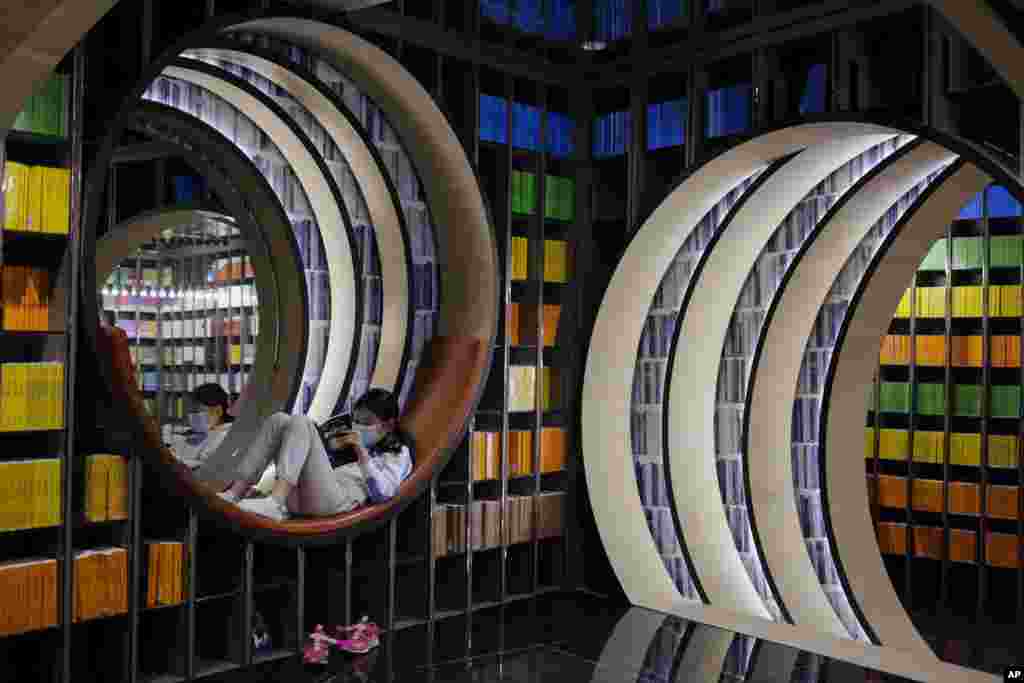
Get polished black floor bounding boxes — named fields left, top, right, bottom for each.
left=205, top=591, right=1002, bottom=683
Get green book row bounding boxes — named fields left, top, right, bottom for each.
left=511, top=170, right=575, bottom=222
left=917, top=236, right=1024, bottom=271
left=873, top=381, right=1022, bottom=418
left=11, top=74, right=67, bottom=139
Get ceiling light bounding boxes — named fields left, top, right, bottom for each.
left=581, top=40, right=607, bottom=51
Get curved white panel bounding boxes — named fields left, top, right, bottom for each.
left=583, top=121, right=897, bottom=614
left=667, top=130, right=894, bottom=619
left=825, top=161, right=991, bottom=655
left=672, top=627, right=736, bottom=682
left=747, top=141, right=955, bottom=647
left=227, top=18, right=496, bottom=342
left=180, top=48, right=409, bottom=393
left=164, top=64, right=358, bottom=425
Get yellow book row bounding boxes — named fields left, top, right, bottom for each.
left=74, top=547, right=128, bottom=622
left=2, top=162, right=70, bottom=234
left=510, top=237, right=569, bottom=283
left=0, top=557, right=57, bottom=636
left=0, top=362, right=64, bottom=432
left=0, top=459, right=61, bottom=532
left=146, top=541, right=185, bottom=607
left=508, top=366, right=561, bottom=412
left=866, top=428, right=1018, bottom=467
left=84, top=454, right=129, bottom=523
left=893, top=285, right=1024, bottom=318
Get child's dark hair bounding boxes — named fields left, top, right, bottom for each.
left=353, top=388, right=399, bottom=422
left=192, top=383, right=236, bottom=423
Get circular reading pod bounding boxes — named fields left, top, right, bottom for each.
left=78, top=14, right=498, bottom=545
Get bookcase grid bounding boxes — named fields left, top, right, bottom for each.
left=866, top=185, right=1024, bottom=621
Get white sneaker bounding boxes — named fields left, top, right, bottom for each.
left=238, top=496, right=290, bottom=521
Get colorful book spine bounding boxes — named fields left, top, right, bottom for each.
left=0, top=459, right=61, bottom=531
left=543, top=240, right=568, bottom=283
left=0, top=362, right=64, bottom=432
left=1, top=162, right=69, bottom=234
left=511, top=236, right=529, bottom=281
left=146, top=541, right=185, bottom=607
left=2, top=265, right=52, bottom=331
left=83, top=454, right=129, bottom=523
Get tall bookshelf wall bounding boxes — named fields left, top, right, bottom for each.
left=865, top=184, right=1024, bottom=622
left=0, top=54, right=85, bottom=682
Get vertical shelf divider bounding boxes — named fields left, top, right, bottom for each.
left=906, top=254, right=919, bottom=602
left=978, top=197, right=992, bottom=618
left=940, top=223, right=953, bottom=610
left=531, top=82, right=548, bottom=596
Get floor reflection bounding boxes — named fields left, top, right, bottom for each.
left=212, top=591, right=999, bottom=683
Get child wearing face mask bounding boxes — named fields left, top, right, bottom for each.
left=169, top=383, right=237, bottom=469
left=216, top=388, right=413, bottom=521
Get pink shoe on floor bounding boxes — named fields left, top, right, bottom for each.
left=336, top=617, right=380, bottom=654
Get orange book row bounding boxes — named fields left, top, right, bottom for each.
left=1, top=265, right=52, bottom=332
left=212, top=261, right=254, bottom=282
left=880, top=335, right=1022, bottom=367
left=869, top=474, right=1021, bottom=519
left=0, top=557, right=57, bottom=636
left=146, top=541, right=185, bottom=607
left=507, top=303, right=561, bottom=347
left=74, top=547, right=128, bottom=622
left=877, top=522, right=1021, bottom=568
left=469, top=428, right=567, bottom=482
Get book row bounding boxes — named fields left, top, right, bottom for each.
left=509, top=237, right=570, bottom=283
left=876, top=522, right=1021, bottom=568
left=74, top=548, right=129, bottom=622
left=871, top=381, right=1022, bottom=418
left=893, top=285, right=1024, bottom=318
left=477, top=94, right=575, bottom=157
left=0, top=557, right=57, bottom=636
left=83, top=455, right=129, bottom=523
left=868, top=474, right=1020, bottom=519
left=0, top=363, right=65, bottom=432
left=507, top=303, right=561, bottom=347
left=431, top=493, right=565, bottom=557
left=879, top=334, right=1022, bottom=367
left=2, top=265, right=52, bottom=331
left=155, top=371, right=252, bottom=394
left=104, top=285, right=260, bottom=311
left=129, top=344, right=256, bottom=368
left=146, top=542, right=186, bottom=607
left=2, top=162, right=71, bottom=234
left=480, top=0, right=578, bottom=41
left=509, top=171, right=575, bottom=222
left=866, top=428, right=1020, bottom=468
left=917, top=236, right=1024, bottom=271
left=109, top=312, right=260, bottom=339
left=12, top=73, right=67, bottom=138
left=0, top=459, right=61, bottom=532
left=507, top=366, right=561, bottom=412
left=469, top=428, right=567, bottom=481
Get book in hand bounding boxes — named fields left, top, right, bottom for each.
left=318, top=413, right=359, bottom=468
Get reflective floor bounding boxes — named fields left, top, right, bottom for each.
left=209, top=591, right=1007, bottom=683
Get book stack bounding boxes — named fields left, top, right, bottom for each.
left=146, top=541, right=186, bottom=607
left=914, top=287, right=946, bottom=317
left=879, top=335, right=910, bottom=364
left=915, top=336, right=947, bottom=366
left=953, top=384, right=981, bottom=417
left=949, top=432, right=982, bottom=465
left=535, top=492, right=564, bottom=539
left=507, top=430, right=533, bottom=477
left=989, top=285, right=1023, bottom=317
left=987, top=485, right=1020, bottom=519
left=951, top=286, right=982, bottom=317
left=11, top=74, right=67, bottom=137
left=990, top=385, right=1021, bottom=417
left=0, top=459, right=61, bottom=531
left=990, top=235, right=1024, bottom=267
left=989, top=434, right=1019, bottom=467
left=470, top=431, right=502, bottom=481
left=2, top=161, right=71, bottom=234
left=987, top=532, right=1021, bottom=568
left=431, top=505, right=467, bottom=558
left=0, top=558, right=58, bottom=635
left=503, top=496, right=533, bottom=545
left=543, top=176, right=574, bottom=221
left=990, top=335, right=1022, bottom=367
left=539, top=427, right=567, bottom=473
left=2, top=266, right=52, bottom=331
left=543, top=240, right=568, bottom=282
left=83, top=454, right=129, bottom=523
left=916, top=383, right=945, bottom=415
left=878, top=382, right=911, bottom=413
left=511, top=170, right=536, bottom=215
left=511, top=236, right=529, bottom=280
left=74, top=548, right=128, bottom=621
left=912, top=431, right=944, bottom=464
left=0, top=362, right=64, bottom=431
left=470, top=499, right=503, bottom=551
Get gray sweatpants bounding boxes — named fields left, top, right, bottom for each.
left=233, top=412, right=367, bottom=516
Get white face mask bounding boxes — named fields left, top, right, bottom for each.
left=353, top=424, right=384, bottom=449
